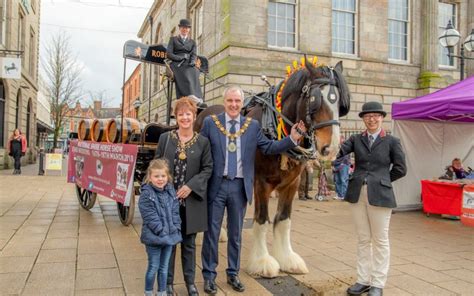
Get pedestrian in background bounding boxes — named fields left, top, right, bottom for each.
left=338, top=102, right=406, bottom=296
left=298, top=159, right=319, bottom=200
left=332, top=135, right=351, bottom=200
left=155, top=97, right=213, bottom=296
left=139, top=159, right=182, bottom=296
left=315, top=166, right=331, bottom=201
left=7, top=129, right=27, bottom=175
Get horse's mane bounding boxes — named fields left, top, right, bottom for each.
left=280, top=64, right=351, bottom=115
left=333, top=67, right=351, bottom=115
left=281, top=66, right=325, bottom=102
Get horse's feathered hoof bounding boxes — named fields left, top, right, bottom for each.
left=247, top=253, right=280, bottom=278
left=277, top=251, right=309, bottom=274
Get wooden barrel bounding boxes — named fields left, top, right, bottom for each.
left=91, top=119, right=110, bottom=142
left=106, top=118, right=143, bottom=143
left=78, top=119, right=94, bottom=141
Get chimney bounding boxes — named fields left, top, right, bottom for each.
left=94, top=100, right=101, bottom=111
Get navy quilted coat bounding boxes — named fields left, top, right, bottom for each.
left=139, top=183, right=182, bottom=246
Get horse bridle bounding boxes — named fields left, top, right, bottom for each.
left=300, top=67, right=340, bottom=136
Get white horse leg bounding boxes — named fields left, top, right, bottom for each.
left=247, top=221, right=280, bottom=278
left=272, top=219, right=309, bottom=274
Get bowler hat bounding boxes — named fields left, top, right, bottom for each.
left=178, top=19, right=192, bottom=28
left=358, top=101, right=387, bottom=118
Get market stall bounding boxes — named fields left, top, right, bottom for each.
left=391, top=76, right=474, bottom=210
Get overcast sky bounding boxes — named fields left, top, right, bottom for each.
left=40, top=0, right=153, bottom=107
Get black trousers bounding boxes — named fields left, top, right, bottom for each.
left=167, top=232, right=197, bottom=285
left=13, top=154, right=22, bottom=170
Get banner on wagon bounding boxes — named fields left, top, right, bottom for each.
left=67, top=140, right=138, bottom=206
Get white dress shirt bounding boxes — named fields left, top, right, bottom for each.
left=368, top=128, right=382, bottom=142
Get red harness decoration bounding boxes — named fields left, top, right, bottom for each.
left=275, top=56, right=319, bottom=139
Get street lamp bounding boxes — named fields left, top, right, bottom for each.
left=438, top=20, right=474, bottom=80
left=133, top=99, right=142, bottom=119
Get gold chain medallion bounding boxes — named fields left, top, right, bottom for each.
left=171, top=130, right=199, bottom=160
left=228, top=141, right=237, bottom=152
left=211, top=115, right=252, bottom=142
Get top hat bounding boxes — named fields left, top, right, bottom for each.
left=358, top=101, right=387, bottom=118
left=178, top=19, right=192, bottom=28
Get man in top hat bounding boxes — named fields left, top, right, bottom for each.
left=337, top=101, right=406, bottom=296
left=167, top=19, right=203, bottom=101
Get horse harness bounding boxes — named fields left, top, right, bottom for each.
left=248, top=67, right=341, bottom=161
left=300, top=67, right=340, bottom=136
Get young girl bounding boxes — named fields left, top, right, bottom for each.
left=139, top=159, right=182, bottom=296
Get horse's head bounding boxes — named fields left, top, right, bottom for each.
left=281, top=60, right=350, bottom=161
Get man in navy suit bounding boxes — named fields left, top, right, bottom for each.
left=200, top=86, right=305, bottom=294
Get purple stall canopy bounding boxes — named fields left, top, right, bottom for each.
left=392, top=75, right=474, bottom=122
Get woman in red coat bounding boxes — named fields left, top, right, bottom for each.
left=7, top=129, right=27, bottom=174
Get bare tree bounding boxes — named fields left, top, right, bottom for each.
left=41, top=32, right=83, bottom=148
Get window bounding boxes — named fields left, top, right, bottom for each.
left=0, top=0, right=7, bottom=46
left=388, top=0, right=409, bottom=61
left=438, top=2, right=456, bottom=67
left=26, top=99, right=31, bottom=143
left=18, top=12, right=25, bottom=52
left=15, top=91, right=20, bottom=128
left=268, top=0, right=296, bottom=48
left=332, top=0, right=356, bottom=55
left=0, top=82, right=4, bottom=147
left=192, top=3, right=204, bottom=53
left=29, top=28, right=36, bottom=77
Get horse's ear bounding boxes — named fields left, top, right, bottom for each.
left=305, top=56, right=317, bottom=76
left=334, top=61, right=343, bottom=73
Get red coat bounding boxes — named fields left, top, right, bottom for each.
left=7, top=135, right=27, bottom=155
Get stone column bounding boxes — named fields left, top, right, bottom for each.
left=466, top=0, right=474, bottom=77
left=418, top=0, right=444, bottom=92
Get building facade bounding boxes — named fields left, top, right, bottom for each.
left=64, top=101, right=122, bottom=139
left=36, top=76, right=54, bottom=150
left=137, top=0, right=473, bottom=131
left=123, top=64, right=141, bottom=119
left=0, top=0, right=41, bottom=169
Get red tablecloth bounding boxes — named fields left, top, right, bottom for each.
left=421, top=180, right=464, bottom=216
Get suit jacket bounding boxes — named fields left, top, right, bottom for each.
left=337, top=130, right=406, bottom=208
left=201, top=113, right=296, bottom=204
left=166, top=36, right=197, bottom=64
left=155, top=131, right=213, bottom=234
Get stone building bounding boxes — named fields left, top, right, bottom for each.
left=123, top=64, right=141, bottom=119
left=137, top=0, right=473, bottom=131
left=0, top=0, right=41, bottom=169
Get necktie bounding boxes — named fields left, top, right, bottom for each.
left=227, top=120, right=237, bottom=179
left=369, top=135, right=375, bottom=148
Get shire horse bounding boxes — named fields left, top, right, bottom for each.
left=195, top=60, right=350, bottom=278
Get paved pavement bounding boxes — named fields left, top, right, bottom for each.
left=0, top=162, right=473, bottom=295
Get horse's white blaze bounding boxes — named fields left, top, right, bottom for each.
left=247, top=222, right=280, bottom=278
left=272, top=219, right=309, bottom=274
left=322, top=86, right=341, bottom=160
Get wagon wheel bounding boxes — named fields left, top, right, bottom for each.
left=76, top=184, right=97, bottom=210
left=117, top=184, right=139, bottom=226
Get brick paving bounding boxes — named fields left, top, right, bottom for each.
left=0, top=162, right=473, bottom=295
